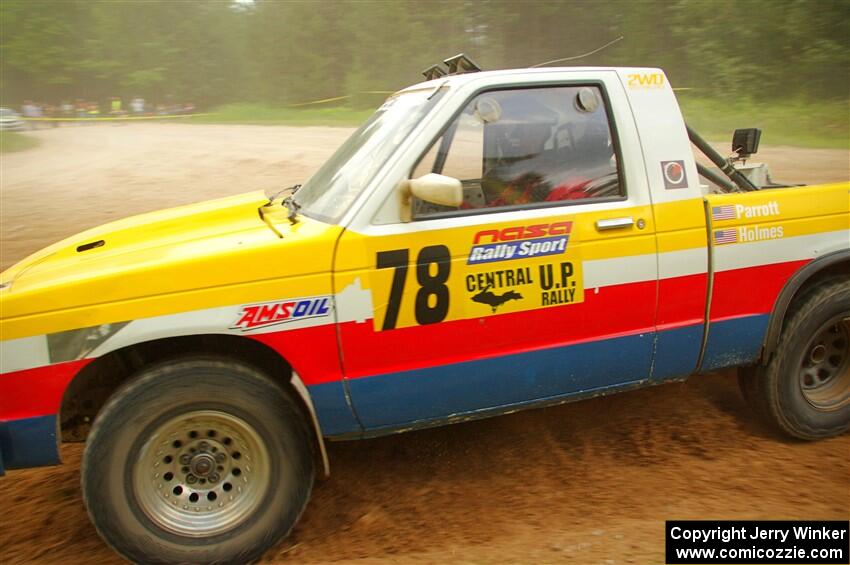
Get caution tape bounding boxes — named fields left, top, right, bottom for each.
left=286, top=95, right=351, bottom=108
left=285, top=90, right=394, bottom=107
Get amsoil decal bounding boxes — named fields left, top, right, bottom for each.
left=232, top=297, right=331, bottom=331
left=468, top=221, right=572, bottom=265
left=661, top=160, right=688, bottom=190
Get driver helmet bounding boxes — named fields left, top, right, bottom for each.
left=574, top=118, right=613, bottom=166
left=479, top=93, right=559, bottom=159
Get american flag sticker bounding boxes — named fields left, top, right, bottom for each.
left=712, top=205, right=736, bottom=221
left=714, top=229, right=738, bottom=245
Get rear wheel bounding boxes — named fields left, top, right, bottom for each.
left=739, top=280, right=850, bottom=439
left=82, top=357, right=314, bottom=564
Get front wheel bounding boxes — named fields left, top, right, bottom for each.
left=739, top=279, right=850, bottom=439
left=82, top=357, right=314, bottom=564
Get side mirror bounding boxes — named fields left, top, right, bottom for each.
left=399, top=173, right=462, bottom=222
left=409, top=173, right=463, bottom=206
left=732, top=128, right=761, bottom=160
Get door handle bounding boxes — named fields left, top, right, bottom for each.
left=595, top=217, right=634, bottom=231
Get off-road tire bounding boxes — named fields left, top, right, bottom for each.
left=739, top=279, right=850, bottom=439
left=82, top=357, right=314, bottom=564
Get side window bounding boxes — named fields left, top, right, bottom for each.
left=412, top=85, right=622, bottom=218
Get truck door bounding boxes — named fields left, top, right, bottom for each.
left=615, top=68, right=710, bottom=381
left=334, top=81, right=659, bottom=431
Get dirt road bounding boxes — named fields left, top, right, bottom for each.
left=1, top=125, right=848, bottom=564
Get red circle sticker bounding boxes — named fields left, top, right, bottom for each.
left=664, top=161, right=684, bottom=184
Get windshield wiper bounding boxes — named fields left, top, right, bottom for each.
left=265, top=184, right=301, bottom=206
left=263, top=184, right=302, bottom=225
left=282, top=194, right=301, bottom=225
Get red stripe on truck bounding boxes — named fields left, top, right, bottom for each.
left=0, top=359, right=91, bottom=421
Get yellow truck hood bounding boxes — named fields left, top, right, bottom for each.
left=2, top=191, right=271, bottom=286
left=0, top=191, right=342, bottom=337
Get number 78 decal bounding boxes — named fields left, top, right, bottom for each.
left=375, top=245, right=451, bottom=330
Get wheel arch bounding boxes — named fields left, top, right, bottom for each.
left=60, top=333, right=330, bottom=477
left=763, top=249, right=850, bottom=362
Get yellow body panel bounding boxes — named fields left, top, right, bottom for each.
left=2, top=182, right=847, bottom=342
left=0, top=192, right=342, bottom=340
left=334, top=205, right=657, bottom=332
left=704, top=182, right=850, bottom=243
left=707, top=183, right=850, bottom=226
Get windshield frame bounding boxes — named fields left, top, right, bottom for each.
left=293, top=85, right=447, bottom=225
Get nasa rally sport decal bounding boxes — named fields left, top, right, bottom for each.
left=660, top=160, right=688, bottom=190
left=467, top=221, right=572, bottom=264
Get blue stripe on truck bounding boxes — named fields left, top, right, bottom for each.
left=701, top=314, right=770, bottom=372
left=342, top=331, right=655, bottom=430
left=315, top=315, right=770, bottom=437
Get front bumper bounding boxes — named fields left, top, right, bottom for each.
left=0, top=415, right=61, bottom=476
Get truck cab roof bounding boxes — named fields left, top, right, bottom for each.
left=399, top=66, right=666, bottom=94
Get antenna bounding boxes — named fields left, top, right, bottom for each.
left=530, top=36, right=624, bottom=68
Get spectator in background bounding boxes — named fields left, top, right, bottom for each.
left=21, top=100, right=37, bottom=129
left=109, top=97, right=123, bottom=116
left=44, top=103, right=58, bottom=128
left=60, top=100, right=74, bottom=126
left=75, top=99, right=87, bottom=120
left=87, top=101, right=100, bottom=124
left=131, top=96, right=145, bottom=116
left=24, top=101, right=43, bottom=130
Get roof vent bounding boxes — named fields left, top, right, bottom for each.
left=444, top=53, right=481, bottom=75
left=421, top=53, right=482, bottom=80
left=421, top=64, right=447, bottom=81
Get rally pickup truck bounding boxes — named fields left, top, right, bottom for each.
left=1, top=62, right=848, bottom=564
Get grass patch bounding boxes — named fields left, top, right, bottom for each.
left=0, top=131, right=40, bottom=153
left=678, top=97, right=849, bottom=149
left=187, top=104, right=374, bottom=127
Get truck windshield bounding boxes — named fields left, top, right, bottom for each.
left=294, top=86, right=446, bottom=224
